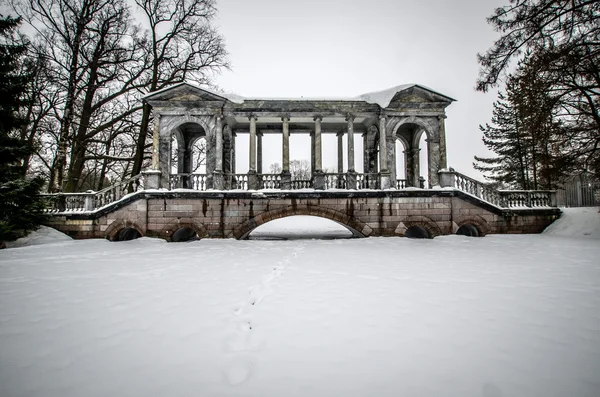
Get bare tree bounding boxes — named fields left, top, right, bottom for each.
left=130, top=0, right=229, bottom=178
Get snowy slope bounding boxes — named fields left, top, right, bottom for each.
left=5, top=225, right=72, bottom=248
left=543, top=207, right=600, bottom=238
left=1, top=212, right=599, bottom=397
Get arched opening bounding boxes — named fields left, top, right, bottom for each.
left=247, top=215, right=358, bottom=240
left=419, top=133, right=428, bottom=189
left=395, top=121, right=429, bottom=188
left=404, top=225, right=431, bottom=239
left=170, top=122, right=208, bottom=189
left=171, top=227, right=199, bottom=242
left=456, top=224, right=480, bottom=237
left=114, top=227, right=142, bottom=242
left=395, top=138, right=408, bottom=188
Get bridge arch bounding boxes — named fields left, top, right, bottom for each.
left=105, top=219, right=145, bottom=241
left=395, top=215, right=443, bottom=238
left=161, top=221, right=209, bottom=242
left=233, top=205, right=369, bottom=240
left=453, top=215, right=491, bottom=237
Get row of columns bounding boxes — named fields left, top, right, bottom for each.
left=244, top=114, right=379, bottom=176
left=150, top=112, right=442, bottom=191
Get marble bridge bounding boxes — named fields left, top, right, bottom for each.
left=43, top=83, right=560, bottom=240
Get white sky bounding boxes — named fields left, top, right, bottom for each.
left=212, top=0, right=506, bottom=178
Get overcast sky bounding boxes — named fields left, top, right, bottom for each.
left=212, top=0, right=506, bottom=179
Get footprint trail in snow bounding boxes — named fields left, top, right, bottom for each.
left=222, top=243, right=305, bottom=386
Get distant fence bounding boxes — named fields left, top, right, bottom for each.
left=556, top=175, right=600, bottom=207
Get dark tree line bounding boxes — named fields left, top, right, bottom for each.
left=7, top=0, right=228, bottom=192
left=475, top=0, right=599, bottom=189
left=0, top=16, right=47, bottom=243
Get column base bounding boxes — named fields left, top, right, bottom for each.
left=280, top=171, right=291, bottom=190
left=212, top=170, right=224, bottom=190
left=313, top=170, right=325, bottom=190
left=346, top=170, right=357, bottom=190
left=247, top=170, right=260, bottom=190
left=380, top=171, right=392, bottom=189
left=142, top=170, right=161, bottom=190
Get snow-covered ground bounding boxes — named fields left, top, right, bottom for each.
left=1, top=209, right=599, bottom=397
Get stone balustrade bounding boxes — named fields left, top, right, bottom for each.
left=42, top=169, right=558, bottom=214
left=439, top=170, right=557, bottom=209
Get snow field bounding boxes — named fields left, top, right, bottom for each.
left=0, top=210, right=599, bottom=397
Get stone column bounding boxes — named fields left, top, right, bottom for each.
left=215, top=114, right=223, bottom=172
left=310, top=131, right=315, bottom=174
left=438, top=115, right=447, bottom=170
left=248, top=115, right=259, bottom=189
left=256, top=131, right=263, bottom=174
left=152, top=113, right=161, bottom=170
left=177, top=148, right=185, bottom=174
left=405, top=148, right=420, bottom=187
left=379, top=115, right=391, bottom=188
left=346, top=114, right=355, bottom=172
left=363, top=132, right=369, bottom=173
left=231, top=131, right=236, bottom=174
left=313, top=115, right=324, bottom=189
left=427, top=138, right=441, bottom=187
left=281, top=115, right=291, bottom=189
left=249, top=115, right=257, bottom=172
left=336, top=131, right=344, bottom=173
left=213, top=114, right=224, bottom=189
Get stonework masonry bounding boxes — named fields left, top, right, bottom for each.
left=45, top=191, right=560, bottom=241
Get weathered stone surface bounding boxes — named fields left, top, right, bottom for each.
left=46, top=190, right=560, bottom=240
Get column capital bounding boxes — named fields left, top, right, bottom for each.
left=336, top=130, right=344, bottom=137
left=256, top=130, right=264, bottom=137
left=313, top=115, right=323, bottom=122
left=281, top=113, right=290, bottom=122
left=438, top=114, right=447, bottom=120
left=379, top=114, right=387, bottom=121
left=248, top=114, right=258, bottom=121
left=345, top=113, right=355, bottom=122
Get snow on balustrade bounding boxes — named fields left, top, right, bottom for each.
left=260, top=174, right=281, bottom=189
left=323, top=173, right=347, bottom=190
left=356, top=173, right=380, bottom=189
left=42, top=174, right=145, bottom=213
left=232, top=174, right=248, bottom=190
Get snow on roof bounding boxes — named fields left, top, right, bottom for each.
left=143, top=82, right=454, bottom=107
left=355, top=84, right=415, bottom=108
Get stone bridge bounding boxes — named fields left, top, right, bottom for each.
left=43, top=83, right=560, bottom=240
left=44, top=170, right=560, bottom=241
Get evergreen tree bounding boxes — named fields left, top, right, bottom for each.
left=474, top=81, right=532, bottom=189
left=475, top=60, right=572, bottom=190
left=0, top=15, right=47, bottom=243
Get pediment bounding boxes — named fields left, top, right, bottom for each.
left=389, top=85, right=455, bottom=106
left=144, top=82, right=229, bottom=103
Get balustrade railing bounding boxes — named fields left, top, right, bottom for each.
left=439, top=170, right=556, bottom=209
left=396, top=179, right=407, bottom=189
left=43, top=173, right=145, bottom=213
left=356, top=173, right=380, bottom=189
left=291, top=179, right=312, bottom=189
left=260, top=174, right=281, bottom=189
left=498, top=190, right=555, bottom=208
left=169, top=173, right=208, bottom=190
left=323, top=173, right=347, bottom=189
left=232, top=174, right=248, bottom=190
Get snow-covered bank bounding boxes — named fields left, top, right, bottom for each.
left=543, top=207, right=600, bottom=239
left=0, top=211, right=599, bottom=397
left=4, top=225, right=72, bottom=249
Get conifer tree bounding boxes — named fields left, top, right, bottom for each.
left=0, top=15, right=47, bottom=243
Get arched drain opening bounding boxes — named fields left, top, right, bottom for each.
left=248, top=215, right=359, bottom=240
left=171, top=227, right=199, bottom=242
left=457, top=224, right=480, bottom=237
left=114, top=227, right=142, bottom=241
left=404, top=225, right=431, bottom=239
